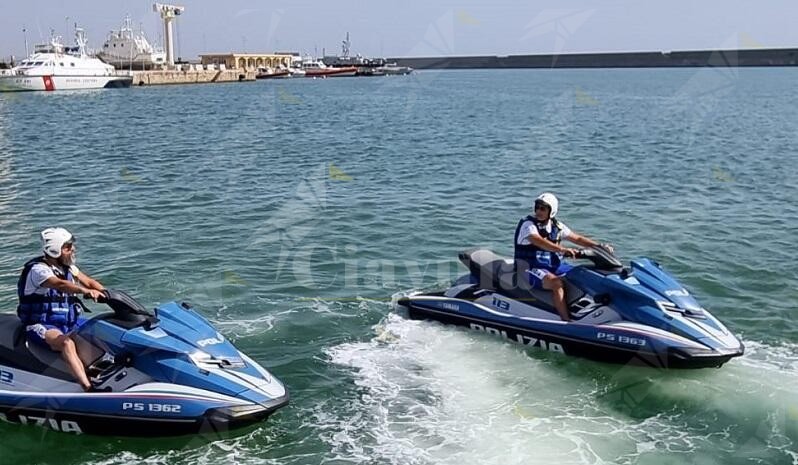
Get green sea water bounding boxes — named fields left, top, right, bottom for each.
left=0, top=68, right=796, bottom=464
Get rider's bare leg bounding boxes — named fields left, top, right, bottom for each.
left=543, top=274, right=570, bottom=321
left=45, top=329, right=91, bottom=391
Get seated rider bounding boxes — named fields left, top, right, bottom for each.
left=514, top=193, right=613, bottom=321
left=17, top=227, right=105, bottom=391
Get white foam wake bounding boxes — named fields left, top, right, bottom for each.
left=322, top=313, right=762, bottom=465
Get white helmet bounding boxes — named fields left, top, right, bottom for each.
left=41, top=227, right=74, bottom=258
left=535, top=192, right=559, bottom=218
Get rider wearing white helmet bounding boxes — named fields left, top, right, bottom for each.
left=514, top=193, right=613, bottom=321
left=17, top=227, right=105, bottom=391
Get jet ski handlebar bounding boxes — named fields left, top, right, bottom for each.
left=574, top=246, right=624, bottom=271
left=96, top=289, right=156, bottom=319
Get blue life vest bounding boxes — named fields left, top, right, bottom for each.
left=16, top=256, right=80, bottom=328
left=514, top=215, right=563, bottom=271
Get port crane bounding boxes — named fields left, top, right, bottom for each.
left=153, top=3, right=184, bottom=67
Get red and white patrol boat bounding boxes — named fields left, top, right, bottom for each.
left=0, top=28, right=132, bottom=92
left=300, top=58, right=357, bottom=78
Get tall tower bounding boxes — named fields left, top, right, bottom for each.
left=341, top=32, right=351, bottom=58
left=153, top=3, right=185, bottom=67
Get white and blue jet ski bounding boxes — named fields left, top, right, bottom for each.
left=397, top=247, right=744, bottom=369
left=0, top=290, right=288, bottom=436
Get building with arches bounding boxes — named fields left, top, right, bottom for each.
left=199, top=53, right=295, bottom=70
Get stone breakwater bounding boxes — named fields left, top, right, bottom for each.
left=392, top=47, right=798, bottom=69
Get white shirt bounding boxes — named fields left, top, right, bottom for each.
left=516, top=219, right=572, bottom=245
left=23, top=261, right=81, bottom=296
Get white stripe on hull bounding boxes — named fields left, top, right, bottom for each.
left=125, top=382, right=251, bottom=403
left=206, top=361, right=286, bottom=399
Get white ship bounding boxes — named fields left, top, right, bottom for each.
left=97, top=15, right=166, bottom=69
left=0, top=29, right=132, bottom=92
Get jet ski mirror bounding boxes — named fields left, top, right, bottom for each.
left=576, top=247, right=624, bottom=271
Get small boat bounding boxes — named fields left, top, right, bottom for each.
left=257, top=65, right=305, bottom=79
left=256, top=66, right=290, bottom=79
left=301, top=58, right=357, bottom=78
left=0, top=28, right=132, bottom=92
left=286, top=67, right=306, bottom=78
left=359, top=68, right=385, bottom=77
left=377, top=63, right=413, bottom=75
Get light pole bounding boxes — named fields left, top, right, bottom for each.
left=23, top=27, right=29, bottom=57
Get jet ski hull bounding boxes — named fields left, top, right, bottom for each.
left=0, top=381, right=288, bottom=436
left=399, top=296, right=742, bottom=369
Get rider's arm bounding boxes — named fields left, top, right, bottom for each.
left=41, top=276, right=94, bottom=295
left=528, top=234, right=573, bottom=254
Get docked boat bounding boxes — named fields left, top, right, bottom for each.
left=398, top=247, right=744, bottom=369
left=322, top=33, right=387, bottom=71
left=255, top=66, right=290, bottom=79
left=377, top=63, right=414, bottom=75
left=256, top=64, right=305, bottom=79
left=0, top=29, right=132, bottom=92
left=285, top=66, right=306, bottom=78
left=319, top=33, right=411, bottom=76
left=301, top=58, right=357, bottom=78
left=97, top=15, right=166, bottom=69
left=0, top=290, right=288, bottom=436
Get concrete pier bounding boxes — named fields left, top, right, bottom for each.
left=131, top=68, right=256, bottom=86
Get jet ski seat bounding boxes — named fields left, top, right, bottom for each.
left=0, top=314, right=107, bottom=383
left=458, top=249, right=585, bottom=310
left=0, top=314, right=75, bottom=381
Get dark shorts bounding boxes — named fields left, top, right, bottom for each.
left=526, top=263, right=574, bottom=289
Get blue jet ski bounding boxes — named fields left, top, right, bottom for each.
left=0, top=290, right=288, bottom=436
left=397, top=247, right=744, bottom=369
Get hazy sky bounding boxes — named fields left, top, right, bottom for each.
left=1, top=1, right=796, bottom=60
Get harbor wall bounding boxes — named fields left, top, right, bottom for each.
left=390, top=47, right=798, bottom=69
left=131, top=69, right=256, bottom=86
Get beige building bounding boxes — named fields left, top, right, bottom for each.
left=199, top=53, right=295, bottom=70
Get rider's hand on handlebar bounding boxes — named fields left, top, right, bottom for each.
left=599, top=243, right=615, bottom=254
left=84, top=289, right=103, bottom=301
left=563, top=248, right=580, bottom=259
